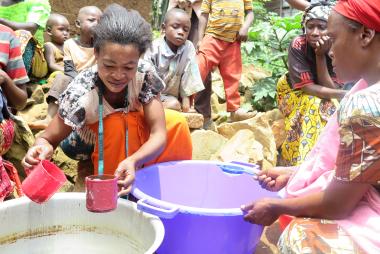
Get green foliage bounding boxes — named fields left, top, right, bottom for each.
left=152, top=30, right=161, bottom=39
left=242, top=1, right=302, bottom=111
left=152, top=0, right=169, bottom=30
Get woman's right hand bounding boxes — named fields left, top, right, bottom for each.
left=257, top=167, right=293, bottom=192
left=315, top=35, right=331, bottom=56
left=22, top=144, right=54, bottom=170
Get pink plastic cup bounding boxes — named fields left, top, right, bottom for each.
left=85, top=174, right=118, bottom=213
left=21, top=160, right=67, bottom=204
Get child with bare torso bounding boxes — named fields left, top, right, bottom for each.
left=44, top=13, right=70, bottom=73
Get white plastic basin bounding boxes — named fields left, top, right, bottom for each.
left=0, top=193, right=164, bottom=254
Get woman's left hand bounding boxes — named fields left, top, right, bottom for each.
left=315, top=35, right=331, bottom=56
left=114, top=158, right=136, bottom=197
left=241, top=198, right=280, bottom=226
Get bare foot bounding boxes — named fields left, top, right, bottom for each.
left=28, top=118, right=51, bottom=130
left=230, top=108, right=257, bottom=122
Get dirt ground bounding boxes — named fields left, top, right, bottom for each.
left=50, top=0, right=151, bottom=36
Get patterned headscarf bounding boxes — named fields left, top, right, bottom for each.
left=302, top=3, right=332, bottom=26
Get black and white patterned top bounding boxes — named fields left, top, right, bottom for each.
left=58, top=59, right=165, bottom=132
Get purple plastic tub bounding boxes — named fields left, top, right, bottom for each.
left=132, top=160, right=278, bottom=254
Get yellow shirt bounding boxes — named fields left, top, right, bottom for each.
left=44, top=42, right=64, bottom=67
left=201, top=0, right=253, bottom=42
left=63, top=38, right=96, bottom=73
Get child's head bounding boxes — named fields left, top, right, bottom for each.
left=46, top=13, right=70, bottom=45
left=93, top=4, right=152, bottom=106
left=75, top=6, right=102, bottom=37
left=162, top=8, right=191, bottom=51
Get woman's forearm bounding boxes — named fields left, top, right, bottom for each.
left=133, top=98, right=167, bottom=169
left=39, top=115, right=72, bottom=148
left=129, top=132, right=166, bottom=169
left=274, top=180, right=370, bottom=220
left=0, top=19, right=38, bottom=35
left=301, top=84, right=346, bottom=99
left=1, top=76, right=27, bottom=110
left=316, top=54, right=338, bottom=89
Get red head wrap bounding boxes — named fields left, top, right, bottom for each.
left=334, top=0, right=380, bottom=32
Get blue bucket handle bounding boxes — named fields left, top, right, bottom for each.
left=229, top=161, right=261, bottom=171
left=137, top=198, right=180, bottom=219
left=218, top=161, right=260, bottom=176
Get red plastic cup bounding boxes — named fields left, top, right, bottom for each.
left=85, top=174, right=118, bottom=213
left=21, top=160, right=67, bottom=204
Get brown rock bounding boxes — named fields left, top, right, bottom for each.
left=261, top=159, right=275, bottom=171
left=60, top=181, right=75, bottom=193
left=217, top=113, right=278, bottom=165
left=252, top=65, right=271, bottom=81
left=182, top=112, right=204, bottom=129
left=271, top=119, right=286, bottom=149
left=211, top=93, right=226, bottom=117
left=18, top=102, right=48, bottom=123
left=265, top=108, right=284, bottom=125
left=211, top=129, right=265, bottom=163
left=191, top=130, right=227, bottom=160
left=31, top=85, right=45, bottom=104
left=3, top=116, right=35, bottom=179
left=240, top=64, right=256, bottom=89
left=211, top=70, right=227, bottom=101
left=52, top=147, right=78, bottom=182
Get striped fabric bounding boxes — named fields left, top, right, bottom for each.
left=0, top=25, right=29, bottom=85
left=201, top=0, right=253, bottom=42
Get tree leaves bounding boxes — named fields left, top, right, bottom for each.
left=241, top=1, right=302, bottom=112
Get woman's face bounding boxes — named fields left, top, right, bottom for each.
left=328, top=12, right=362, bottom=82
left=305, top=19, right=328, bottom=48
left=96, top=42, right=140, bottom=94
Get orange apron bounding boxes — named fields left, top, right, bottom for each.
left=89, top=109, right=192, bottom=175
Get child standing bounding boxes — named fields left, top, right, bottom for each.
left=44, top=13, right=70, bottom=73
left=30, top=6, right=102, bottom=130
left=197, top=0, right=255, bottom=122
left=144, top=8, right=204, bottom=112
